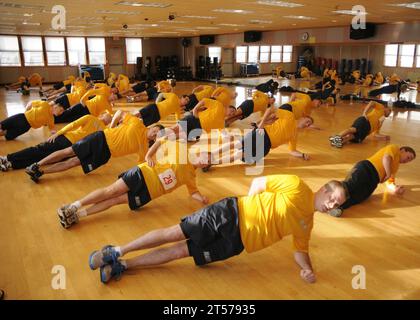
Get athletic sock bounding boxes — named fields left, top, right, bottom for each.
left=77, top=208, right=87, bottom=218
left=114, top=246, right=122, bottom=257
left=120, top=260, right=128, bottom=269
left=72, top=201, right=82, bottom=209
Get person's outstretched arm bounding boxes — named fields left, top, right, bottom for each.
left=192, top=100, right=206, bottom=118
left=294, top=251, right=316, bottom=283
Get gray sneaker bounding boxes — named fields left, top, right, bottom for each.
left=57, top=205, right=79, bottom=229
left=328, top=208, right=343, bottom=217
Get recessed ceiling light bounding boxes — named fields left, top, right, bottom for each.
left=158, top=20, right=186, bottom=23
left=283, top=15, right=316, bottom=20
left=213, top=9, right=253, bottom=14
left=218, top=23, right=245, bottom=27
left=256, top=1, right=304, bottom=8
left=115, top=1, right=172, bottom=8
left=96, top=10, right=140, bottom=15
left=181, top=15, right=216, bottom=19
left=332, top=10, right=368, bottom=15
left=23, top=13, right=33, bottom=17
left=250, top=19, right=273, bottom=24
left=196, top=26, right=220, bottom=29
left=0, top=2, right=45, bottom=10
left=388, top=2, right=420, bottom=9
left=22, top=21, right=41, bottom=26
left=131, top=23, right=159, bottom=27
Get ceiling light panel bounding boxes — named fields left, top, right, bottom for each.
left=115, top=1, right=172, bottom=8
left=256, top=1, right=303, bottom=8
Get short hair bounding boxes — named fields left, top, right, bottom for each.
left=306, top=116, right=315, bottom=125
left=400, top=146, right=416, bottom=158
left=181, top=94, right=189, bottom=99
left=324, top=180, right=349, bottom=200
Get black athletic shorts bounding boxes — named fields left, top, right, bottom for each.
left=0, top=113, right=31, bottom=140
left=139, top=103, right=161, bottom=127
left=55, top=94, right=71, bottom=109
left=238, top=100, right=255, bottom=119
left=279, top=103, right=293, bottom=112
left=341, top=160, right=380, bottom=209
left=118, top=166, right=152, bottom=210
left=185, top=94, right=198, bottom=112
left=65, top=83, right=72, bottom=92
left=132, top=82, right=147, bottom=94
left=53, top=81, right=64, bottom=90
left=350, top=116, right=371, bottom=143
left=180, top=197, right=244, bottom=266
left=72, top=131, right=111, bottom=174
left=146, top=87, right=158, bottom=100
left=241, top=128, right=271, bottom=164
left=179, top=114, right=202, bottom=140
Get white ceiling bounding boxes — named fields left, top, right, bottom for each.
left=0, top=0, right=419, bottom=37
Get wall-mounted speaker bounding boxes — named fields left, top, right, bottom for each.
left=244, top=31, right=262, bottom=43
left=199, top=35, right=215, bottom=45
left=349, top=23, right=376, bottom=40
left=182, top=38, right=191, bottom=47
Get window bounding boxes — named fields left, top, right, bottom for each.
left=21, top=36, right=44, bottom=66
left=248, top=46, right=259, bottom=63
left=399, top=44, right=415, bottom=68
left=87, top=38, right=106, bottom=64
left=0, top=35, right=21, bottom=66
left=236, top=46, right=247, bottom=63
left=208, top=47, right=221, bottom=63
left=259, top=46, right=270, bottom=63
left=417, top=45, right=420, bottom=68
left=270, top=45, right=282, bottom=63
left=67, top=37, right=86, bottom=66
left=283, top=45, right=293, bottom=63
left=125, top=38, right=142, bottom=64
left=45, top=37, right=65, bottom=66
left=384, top=44, right=398, bottom=67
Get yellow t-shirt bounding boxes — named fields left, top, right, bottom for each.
left=117, top=75, right=130, bottom=92
left=56, top=115, right=106, bottom=144
left=264, top=109, right=297, bottom=150
left=157, top=93, right=181, bottom=120
left=24, top=100, right=54, bottom=129
left=374, top=73, right=384, bottom=84
left=367, top=144, right=400, bottom=182
left=85, top=94, right=112, bottom=117
left=28, top=73, right=42, bottom=86
left=389, top=74, right=400, bottom=85
left=195, top=85, right=214, bottom=101
left=157, top=81, right=172, bottom=93
left=366, top=102, right=385, bottom=134
left=212, top=87, right=233, bottom=108
left=238, top=175, right=314, bottom=253
left=67, top=86, right=87, bottom=106
left=252, top=90, right=269, bottom=113
left=139, top=142, right=198, bottom=199
left=198, top=98, right=225, bottom=131
left=104, top=114, right=148, bottom=161
left=290, top=93, right=312, bottom=120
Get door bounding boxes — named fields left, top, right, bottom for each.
left=221, top=48, right=234, bottom=78
left=108, top=46, right=125, bottom=75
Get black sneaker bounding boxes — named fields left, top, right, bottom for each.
left=25, top=163, right=43, bottom=183
left=202, top=165, right=212, bottom=173
left=100, top=260, right=126, bottom=284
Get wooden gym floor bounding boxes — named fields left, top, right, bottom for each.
left=0, top=79, right=420, bottom=300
